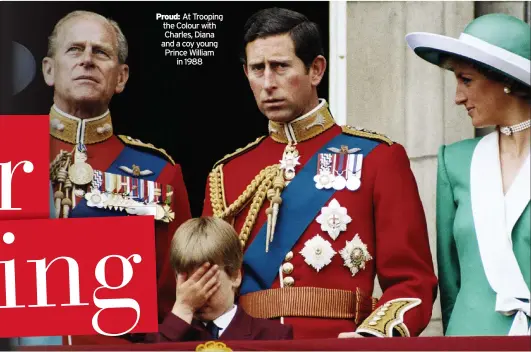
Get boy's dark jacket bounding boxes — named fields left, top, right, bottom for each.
left=145, top=305, right=293, bottom=342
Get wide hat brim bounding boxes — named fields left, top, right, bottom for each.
left=406, top=32, right=530, bottom=87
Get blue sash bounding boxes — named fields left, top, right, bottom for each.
left=240, top=133, right=380, bottom=295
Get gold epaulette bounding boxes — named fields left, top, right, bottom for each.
left=118, top=135, right=175, bottom=165
left=341, top=125, right=394, bottom=146
left=213, top=136, right=266, bottom=168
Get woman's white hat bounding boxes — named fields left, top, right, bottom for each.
left=405, top=13, right=530, bottom=86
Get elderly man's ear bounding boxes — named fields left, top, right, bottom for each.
left=114, top=64, right=130, bottom=94
left=42, top=57, right=55, bottom=87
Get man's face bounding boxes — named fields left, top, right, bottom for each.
left=43, top=15, right=128, bottom=111
left=244, top=33, right=321, bottom=123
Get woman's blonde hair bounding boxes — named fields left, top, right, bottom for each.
left=170, top=217, right=243, bottom=277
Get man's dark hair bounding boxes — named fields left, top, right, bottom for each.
left=240, top=7, right=324, bottom=69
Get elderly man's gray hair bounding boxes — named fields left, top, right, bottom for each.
left=47, top=10, right=128, bottom=64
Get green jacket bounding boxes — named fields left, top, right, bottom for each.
left=436, top=132, right=530, bottom=336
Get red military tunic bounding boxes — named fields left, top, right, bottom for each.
left=203, top=100, right=437, bottom=339
left=49, top=106, right=191, bottom=344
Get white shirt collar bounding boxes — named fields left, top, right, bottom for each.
left=203, top=304, right=237, bottom=336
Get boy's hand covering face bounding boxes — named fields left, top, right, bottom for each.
left=172, top=262, right=221, bottom=322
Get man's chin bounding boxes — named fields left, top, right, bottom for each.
left=264, top=110, right=296, bottom=123
left=70, top=90, right=105, bottom=103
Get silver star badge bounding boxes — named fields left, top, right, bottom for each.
left=339, top=234, right=372, bottom=277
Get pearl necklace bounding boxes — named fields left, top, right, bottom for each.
left=500, top=120, right=531, bottom=136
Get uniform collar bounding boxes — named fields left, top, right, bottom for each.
left=268, top=99, right=336, bottom=144
left=49, top=104, right=113, bottom=145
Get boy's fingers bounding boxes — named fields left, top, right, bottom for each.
left=205, top=282, right=221, bottom=299
left=202, top=270, right=220, bottom=293
left=189, top=262, right=211, bottom=282
left=197, top=264, right=219, bottom=286
left=176, top=273, right=185, bottom=287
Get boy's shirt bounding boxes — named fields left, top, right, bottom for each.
left=145, top=305, right=293, bottom=342
left=201, top=305, right=238, bottom=337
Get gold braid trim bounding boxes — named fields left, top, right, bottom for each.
left=269, top=103, right=336, bottom=144
left=341, top=125, right=394, bottom=146
left=49, top=106, right=113, bottom=145
left=213, top=136, right=266, bottom=169
left=209, top=165, right=225, bottom=217
left=209, top=164, right=280, bottom=249
left=239, top=166, right=277, bottom=248
left=118, top=135, right=176, bottom=165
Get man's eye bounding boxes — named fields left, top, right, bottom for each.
left=95, top=49, right=109, bottom=56
left=68, top=47, right=82, bottom=52
left=462, top=77, right=471, bottom=84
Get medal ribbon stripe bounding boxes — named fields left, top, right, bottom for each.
left=131, top=178, right=139, bottom=198
left=338, top=153, right=345, bottom=176
left=125, top=176, right=131, bottom=195
left=115, top=174, right=123, bottom=193
left=240, top=133, right=380, bottom=295
left=92, top=170, right=103, bottom=190
left=165, top=184, right=173, bottom=204
left=356, top=154, right=363, bottom=178
left=148, top=181, right=155, bottom=203
left=104, top=172, right=114, bottom=192
left=139, top=179, right=145, bottom=200
left=154, top=182, right=161, bottom=203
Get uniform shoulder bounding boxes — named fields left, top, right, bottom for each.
left=341, top=125, right=394, bottom=146
left=213, top=136, right=267, bottom=168
left=117, top=134, right=176, bottom=165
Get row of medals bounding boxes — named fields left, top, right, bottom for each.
left=66, top=146, right=168, bottom=221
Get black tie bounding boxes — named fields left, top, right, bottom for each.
left=205, top=321, right=220, bottom=339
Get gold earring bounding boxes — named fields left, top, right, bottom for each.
left=504, top=87, right=511, bottom=94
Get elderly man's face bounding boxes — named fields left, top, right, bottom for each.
left=43, top=16, right=128, bottom=111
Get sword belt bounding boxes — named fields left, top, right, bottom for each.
left=239, top=286, right=377, bottom=324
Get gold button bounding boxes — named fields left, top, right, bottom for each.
left=283, top=276, right=295, bottom=287
left=282, top=262, right=294, bottom=275
left=284, top=251, right=294, bottom=261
